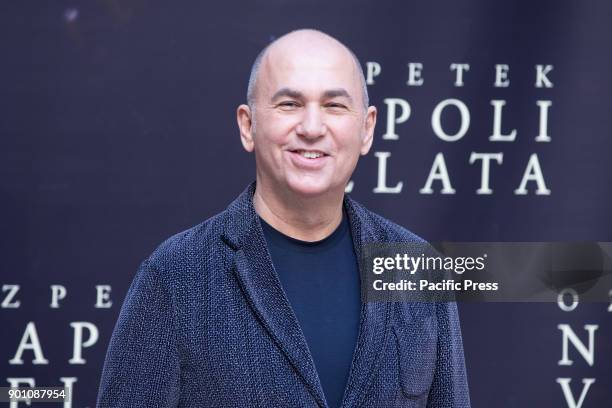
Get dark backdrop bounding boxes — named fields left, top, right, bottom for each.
left=1, top=1, right=611, bottom=406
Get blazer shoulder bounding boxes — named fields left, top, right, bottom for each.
left=144, top=210, right=227, bottom=279
left=371, top=211, right=426, bottom=243
left=348, top=197, right=426, bottom=244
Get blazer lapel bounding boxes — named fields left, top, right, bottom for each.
left=221, top=183, right=393, bottom=408
left=339, top=196, right=392, bottom=408
left=222, top=183, right=328, bottom=408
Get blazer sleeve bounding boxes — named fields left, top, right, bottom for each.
left=97, top=259, right=180, bottom=407
left=426, top=301, right=471, bottom=408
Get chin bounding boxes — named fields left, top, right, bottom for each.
left=285, top=177, right=333, bottom=197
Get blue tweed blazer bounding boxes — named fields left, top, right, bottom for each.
left=97, top=182, right=470, bottom=407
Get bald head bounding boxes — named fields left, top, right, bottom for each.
left=246, top=29, right=369, bottom=113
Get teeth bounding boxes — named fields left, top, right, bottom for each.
left=300, top=151, right=323, bottom=159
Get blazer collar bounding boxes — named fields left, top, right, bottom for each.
left=221, top=182, right=391, bottom=408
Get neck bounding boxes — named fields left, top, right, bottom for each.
left=253, top=179, right=344, bottom=242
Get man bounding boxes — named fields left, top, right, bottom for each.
left=97, top=29, right=470, bottom=407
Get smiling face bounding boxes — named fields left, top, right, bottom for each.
left=237, top=31, right=376, bottom=199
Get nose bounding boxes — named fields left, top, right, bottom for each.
left=296, top=104, right=327, bottom=139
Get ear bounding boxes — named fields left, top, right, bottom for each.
left=360, top=106, right=377, bottom=155
left=237, top=104, right=255, bottom=152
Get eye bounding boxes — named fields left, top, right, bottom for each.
left=277, top=101, right=300, bottom=109
left=325, top=102, right=348, bottom=110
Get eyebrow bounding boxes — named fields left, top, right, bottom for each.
left=270, top=87, right=354, bottom=104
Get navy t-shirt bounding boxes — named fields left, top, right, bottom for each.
left=260, top=210, right=361, bottom=408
